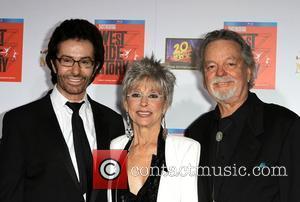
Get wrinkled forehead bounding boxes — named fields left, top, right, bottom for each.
left=129, top=77, right=162, bottom=93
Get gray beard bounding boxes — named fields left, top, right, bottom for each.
left=209, top=76, right=237, bottom=101
left=211, top=86, right=237, bottom=101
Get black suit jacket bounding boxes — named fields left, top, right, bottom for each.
left=186, top=92, right=300, bottom=202
left=0, top=92, right=125, bottom=202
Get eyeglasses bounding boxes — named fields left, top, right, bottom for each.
left=127, top=92, right=164, bottom=102
left=56, top=56, right=94, bottom=69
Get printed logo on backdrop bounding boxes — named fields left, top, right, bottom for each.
left=164, top=38, right=203, bottom=70
left=94, top=20, right=145, bottom=85
left=0, top=18, right=23, bottom=82
left=224, top=22, right=277, bottom=89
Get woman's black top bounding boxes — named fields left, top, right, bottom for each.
left=113, top=128, right=167, bottom=202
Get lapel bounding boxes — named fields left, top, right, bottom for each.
left=88, top=97, right=112, bottom=202
left=42, top=92, right=114, bottom=202
left=215, top=93, right=264, bottom=200
left=88, top=97, right=110, bottom=150
left=196, top=112, right=216, bottom=202
left=158, top=136, right=181, bottom=201
left=108, top=135, right=131, bottom=202
left=41, top=92, right=81, bottom=191
left=234, top=93, right=264, bottom=166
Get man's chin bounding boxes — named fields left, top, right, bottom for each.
left=66, top=88, right=86, bottom=95
left=59, top=85, right=87, bottom=97
left=211, top=90, right=236, bottom=101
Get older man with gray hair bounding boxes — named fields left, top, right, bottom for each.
left=186, top=29, right=300, bottom=202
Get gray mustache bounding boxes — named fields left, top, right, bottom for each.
left=212, top=76, right=235, bottom=84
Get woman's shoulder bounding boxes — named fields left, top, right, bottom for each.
left=165, top=135, right=200, bottom=166
left=166, top=135, right=200, bottom=157
left=166, top=135, right=200, bottom=149
left=110, top=135, right=130, bottom=149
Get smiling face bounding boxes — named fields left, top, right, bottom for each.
left=203, top=39, right=251, bottom=105
left=53, top=39, right=96, bottom=101
left=124, top=78, right=167, bottom=131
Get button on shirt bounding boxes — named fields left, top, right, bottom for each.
left=50, top=85, right=96, bottom=201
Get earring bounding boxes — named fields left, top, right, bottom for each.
left=125, top=112, right=133, bottom=139
left=162, top=114, right=168, bottom=139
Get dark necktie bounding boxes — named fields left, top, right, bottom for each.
left=66, top=101, right=92, bottom=200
